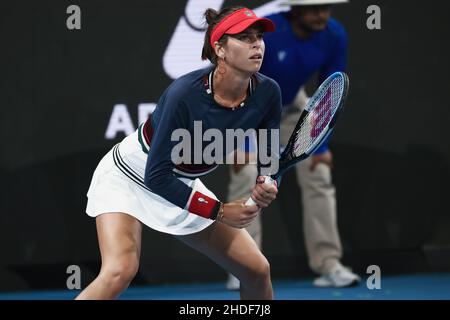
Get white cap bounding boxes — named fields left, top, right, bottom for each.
left=280, top=0, right=349, bottom=6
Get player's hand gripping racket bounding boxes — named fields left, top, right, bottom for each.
left=246, top=71, right=349, bottom=206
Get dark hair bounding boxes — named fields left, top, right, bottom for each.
left=201, top=6, right=245, bottom=65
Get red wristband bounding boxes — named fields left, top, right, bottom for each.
left=188, top=191, right=219, bottom=219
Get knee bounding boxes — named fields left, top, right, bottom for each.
left=100, top=257, right=139, bottom=289
left=244, top=256, right=271, bottom=285
left=255, top=258, right=271, bottom=280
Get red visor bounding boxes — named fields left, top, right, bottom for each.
left=210, top=8, right=276, bottom=48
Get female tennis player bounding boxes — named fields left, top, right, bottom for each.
left=76, top=6, right=281, bottom=300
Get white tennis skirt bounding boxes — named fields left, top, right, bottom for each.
left=86, top=130, right=215, bottom=235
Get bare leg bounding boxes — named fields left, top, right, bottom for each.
left=226, top=163, right=262, bottom=290
left=177, top=222, right=272, bottom=300
left=228, top=163, right=261, bottom=247
left=76, top=212, right=142, bottom=300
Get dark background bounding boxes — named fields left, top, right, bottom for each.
left=1, top=0, right=449, bottom=291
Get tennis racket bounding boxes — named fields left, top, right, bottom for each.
left=246, top=71, right=349, bottom=206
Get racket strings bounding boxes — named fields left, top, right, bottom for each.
left=292, top=78, right=343, bottom=157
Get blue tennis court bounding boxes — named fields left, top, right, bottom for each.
left=1, top=273, right=449, bottom=300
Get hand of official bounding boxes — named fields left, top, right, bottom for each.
left=310, top=150, right=333, bottom=171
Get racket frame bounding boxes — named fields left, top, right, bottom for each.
left=273, top=72, right=349, bottom=181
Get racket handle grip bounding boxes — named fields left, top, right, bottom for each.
left=245, top=176, right=276, bottom=206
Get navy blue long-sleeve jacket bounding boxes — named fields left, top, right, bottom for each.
left=140, top=67, right=282, bottom=218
